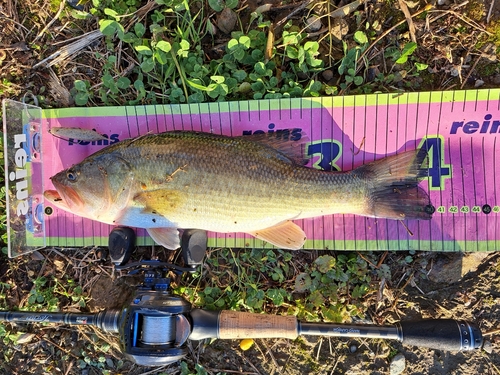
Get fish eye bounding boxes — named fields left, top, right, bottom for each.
left=66, top=170, right=78, bottom=182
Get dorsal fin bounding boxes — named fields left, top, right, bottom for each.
left=238, top=131, right=310, bottom=165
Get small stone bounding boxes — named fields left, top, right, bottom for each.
left=492, top=74, right=500, bottom=85
left=322, top=69, right=334, bottom=81
left=483, top=340, right=493, bottom=354
left=217, top=8, right=237, bottom=34
left=474, top=79, right=484, bottom=88
left=428, top=252, right=489, bottom=284
left=330, top=18, right=349, bottom=43
left=305, top=15, right=322, bottom=32
left=390, top=353, right=406, bottom=375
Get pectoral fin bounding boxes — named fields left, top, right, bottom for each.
left=249, top=221, right=306, bottom=250
left=147, top=227, right=181, bottom=249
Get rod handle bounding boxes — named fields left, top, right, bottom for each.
left=218, top=310, right=298, bottom=339
left=399, top=319, right=483, bottom=351
left=189, top=309, right=298, bottom=340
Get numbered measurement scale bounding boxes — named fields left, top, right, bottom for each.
left=3, top=89, right=500, bottom=257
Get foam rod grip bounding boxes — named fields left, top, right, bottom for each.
left=218, top=311, right=299, bottom=340
left=400, top=319, right=483, bottom=351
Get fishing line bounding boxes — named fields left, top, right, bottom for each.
left=141, top=315, right=176, bottom=345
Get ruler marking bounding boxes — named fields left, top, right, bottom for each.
left=470, top=138, right=478, bottom=251
left=447, top=137, right=457, bottom=251
left=459, top=138, right=467, bottom=251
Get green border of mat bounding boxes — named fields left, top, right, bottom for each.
left=42, top=89, right=500, bottom=119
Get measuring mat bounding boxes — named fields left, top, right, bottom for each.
left=3, top=89, right=500, bottom=257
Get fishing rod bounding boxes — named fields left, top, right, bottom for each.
left=0, top=229, right=483, bottom=367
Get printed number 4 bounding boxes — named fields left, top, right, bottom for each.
left=418, top=136, right=452, bottom=190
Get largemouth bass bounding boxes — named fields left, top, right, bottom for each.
left=44, top=131, right=432, bottom=250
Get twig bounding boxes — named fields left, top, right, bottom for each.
left=316, top=337, right=323, bottom=361
left=33, top=0, right=66, bottom=43
left=398, top=0, right=417, bottom=43
left=483, top=328, right=500, bottom=336
left=275, top=0, right=316, bottom=27
left=137, top=365, right=172, bottom=375
left=207, top=369, right=258, bottom=375
left=63, top=360, right=74, bottom=375
left=460, top=54, right=482, bottom=89
left=33, top=29, right=104, bottom=69
left=0, top=14, right=30, bottom=33
left=430, top=10, right=492, bottom=35
left=487, top=0, right=495, bottom=23
left=41, top=335, right=80, bottom=359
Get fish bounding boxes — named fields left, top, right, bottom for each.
left=43, top=131, right=432, bottom=250
left=49, top=127, right=107, bottom=142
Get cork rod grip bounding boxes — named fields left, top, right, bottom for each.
left=218, top=311, right=299, bottom=339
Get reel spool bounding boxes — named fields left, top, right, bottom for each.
left=119, top=290, right=192, bottom=366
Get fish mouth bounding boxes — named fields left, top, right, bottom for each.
left=44, top=183, right=84, bottom=213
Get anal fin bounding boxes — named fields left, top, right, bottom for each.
left=147, top=227, right=180, bottom=249
left=249, top=221, right=306, bottom=250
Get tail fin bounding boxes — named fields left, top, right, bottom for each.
left=355, top=150, right=433, bottom=220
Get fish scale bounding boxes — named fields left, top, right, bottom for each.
left=44, top=131, right=432, bottom=250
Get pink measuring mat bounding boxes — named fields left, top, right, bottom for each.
left=4, top=89, right=500, bottom=256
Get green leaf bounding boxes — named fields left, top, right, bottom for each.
left=396, top=42, right=417, bottom=64
left=322, top=305, right=345, bottom=323
left=208, top=0, right=225, bottom=12
left=226, top=0, right=239, bottom=8
left=156, top=40, right=171, bottom=53
left=239, top=35, right=251, bottom=48
left=140, top=57, right=155, bottom=73
left=308, top=290, right=325, bottom=307
left=267, top=289, right=286, bottom=306
left=99, top=19, right=118, bottom=36
left=74, top=80, right=87, bottom=91
left=134, top=23, right=146, bottom=38
left=315, top=255, right=336, bottom=273
left=104, top=8, right=119, bottom=20
left=134, top=79, right=145, bottom=91
left=304, top=41, right=319, bottom=53
left=74, top=92, right=89, bottom=106
left=353, top=31, right=368, bottom=45
left=70, top=9, right=91, bottom=19
left=187, top=79, right=209, bottom=91
left=154, top=49, right=169, bottom=65
left=102, top=73, right=114, bottom=88
left=135, top=45, right=153, bottom=55
left=415, top=62, right=428, bottom=71
left=116, top=77, right=131, bottom=89
left=227, top=38, right=239, bottom=50
left=234, top=48, right=245, bottom=61
left=286, top=46, right=299, bottom=59
left=210, top=75, right=225, bottom=84
left=179, top=39, right=190, bottom=51
left=233, top=70, right=247, bottom=81
left=353, top=76, right=363, bottom=85
left=254, top=62, right=266, bottom=76
left=295, top=273, right=312, bottom=292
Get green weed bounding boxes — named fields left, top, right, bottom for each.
left=178, top=249, right=378, bottom=324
